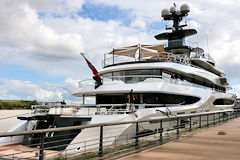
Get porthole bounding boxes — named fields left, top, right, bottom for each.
left=75, top=146, right=83, bottom=151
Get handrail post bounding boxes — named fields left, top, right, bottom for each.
left=112, top=48, right=115, bottom=65
left=138, top=44, right=141, bottom=61
left=99, top=126, right=103, bottom=157
left=135, top=122, right=139, bottom=148
left=213, top=113, right=215, bottom=125
left=104, top=53, right=106, bottom=67
left=189, top=116, right=192, bottom=131
left=39, top=133, right=44, bottom=160
left=160, top=120, right=163, bottom=142
left=207, top=114, right=209, bottom=127
left=219, top=112, right=221, bottom=123
left=199, top=115, right=201, bottom=128
left=177, top=118, right=179, bottom=135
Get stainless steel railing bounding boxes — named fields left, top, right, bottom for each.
left=102, top=51, right=188, bottom=67
left=78, top=74, right=211, bottom=91
left=0, top=109, right=239, bottom=160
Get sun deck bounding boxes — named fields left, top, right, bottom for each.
left=102, top=44, right=196, bottom=68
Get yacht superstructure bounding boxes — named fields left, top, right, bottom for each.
left=0, top=3, right=236, bottom=157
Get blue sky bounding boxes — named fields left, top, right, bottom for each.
left=77, top=2, right=133, bottom=25
left=0, top=0, right=239, bottom=102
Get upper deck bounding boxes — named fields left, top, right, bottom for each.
left=101, top=43, right=216, bottom=70
left=102, top=43, right=188, bottom=68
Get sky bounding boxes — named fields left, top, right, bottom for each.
left=0, top=0, right=240, bottom=102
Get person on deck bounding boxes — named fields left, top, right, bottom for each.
left=127, top=89, right=135, bottom=112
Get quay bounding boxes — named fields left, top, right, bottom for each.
left=121, top=117, right=240, bottom=160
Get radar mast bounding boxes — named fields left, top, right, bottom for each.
left=155, top=4, right=197, bottom=56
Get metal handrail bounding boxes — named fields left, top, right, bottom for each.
left=78, top=74, right=211, bottom=91
left=102, top=51, right=187, bottom=67
left=0, top=109, right=239, bottom=160
left=30, top=103, right=173, bottom=116
left=0, top=109, right=236, bottom=137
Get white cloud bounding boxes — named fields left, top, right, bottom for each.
left=0, top=0, right=240, bottom=100
left=28, top=0, right=85, bottom=15
left=131, top=19, right=146, bottom=29
left=0, top=77, right=80, bottom=102
left=230, top=85, right=240, bottom=98
left=0, top=0, right=84, bottom=60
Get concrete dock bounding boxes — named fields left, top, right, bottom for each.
left=122, top=118, right=240, bottom=160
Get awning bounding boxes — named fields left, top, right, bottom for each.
left=107, top=44, right=166, bottom=59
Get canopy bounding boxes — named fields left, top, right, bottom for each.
left=108, top=44, right=166, bottom=59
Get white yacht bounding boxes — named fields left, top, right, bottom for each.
left=0, top=4, right=236, bottom=157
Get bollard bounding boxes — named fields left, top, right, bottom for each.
left=99, top=126, right=103, bottom=157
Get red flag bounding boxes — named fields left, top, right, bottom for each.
left=81, top=53, right=102, bottom=80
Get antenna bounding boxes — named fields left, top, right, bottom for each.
left=206, top=34, right=210, bottom=54
left=204, top=23, right=210, bottom=54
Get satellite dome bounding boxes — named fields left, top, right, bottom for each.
left=161, top=9, right=170, bottom=17
left=180, top=4, right=190, bottom=14
left=170, top=7, right=176, bottom=13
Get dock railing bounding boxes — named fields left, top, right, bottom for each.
left=0, top=109, right=239, bottom=160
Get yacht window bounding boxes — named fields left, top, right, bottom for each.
left=101, top=69, right=162, bottom=83
left=96, top=93, right=200, bottom=105
left=213, top=99, right=234, bottom=105
left=102, top=72, right=113, bottom=82
left=162, top=72, right=171, bottom=81
left=101, top=69, right=226, bottom=93
left=113, top=71, right=122, bottom=81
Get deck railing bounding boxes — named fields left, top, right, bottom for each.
left=78, top=74, right=216, bottom=92
left=101, top=40, right=201, bottom=68
left=30, top=104, right=177, bottom=116
left=0, top=109, right=239, bottom=160
left=102, top=51, right=189, bottom=68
